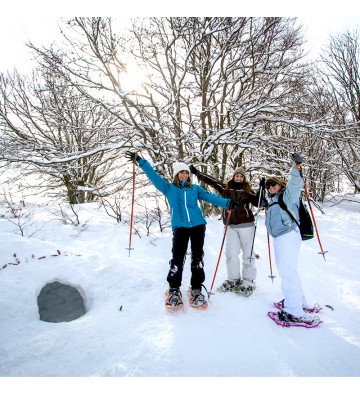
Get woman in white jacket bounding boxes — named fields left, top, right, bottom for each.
left=265, top=153, right=315, bottom=325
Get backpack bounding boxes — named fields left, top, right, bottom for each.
left=276, top=191, right=314, bottom=241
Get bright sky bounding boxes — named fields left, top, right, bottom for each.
left=0, top=17, right=61, bottom=73
left=0, top=2, right=359, bottom=73
left=299, top=16, right=360, bottom=56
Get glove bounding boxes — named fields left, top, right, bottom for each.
left=259, top=177, right=266, bottom=190
left=260, top=198, right=268, bottom=209
left=125, top=150, right=141, bottom=163
left=292, top=153, right=303, bottom=164
left=227, top=200, right=238, bottom=210
left=189, top=165, right=198, bottom=175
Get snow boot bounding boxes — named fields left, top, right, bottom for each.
left=165, top=288, right=183, bottom=309
left=268, top=310, right=322, bottom=328
left=236, top=281, right=255, bottom=297
left=217, top=279, right=242, bottom=293
left=187, top=286, right=208, bottom=309
left=274, top=299, right=322, bottom=314
left=278, top=310, right=315, bottom=325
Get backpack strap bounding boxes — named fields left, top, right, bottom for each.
left=268, top=191, right=300, bottom=227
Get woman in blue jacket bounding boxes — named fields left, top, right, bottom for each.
left=125, top=151, right=233, bottom=309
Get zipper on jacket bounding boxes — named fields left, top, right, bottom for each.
left=184, top=190, right=191, bottom=224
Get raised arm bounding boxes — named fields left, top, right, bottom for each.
left=125, top=151, right=170, bottom=195
left=190, top=165, right=225, bottom=195
left=283, top=154, right=303, bottom=207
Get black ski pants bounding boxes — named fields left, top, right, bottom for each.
left=167, top=224, right=206, bottom=290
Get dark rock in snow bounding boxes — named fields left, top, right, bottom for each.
left=37, top=281, right=86, bottom=323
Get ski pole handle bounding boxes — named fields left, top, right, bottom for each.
left=296, top=163, right=303, bottom=178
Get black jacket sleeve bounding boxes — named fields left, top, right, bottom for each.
left=196, top=171, right=226, bottom=196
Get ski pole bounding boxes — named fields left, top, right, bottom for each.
left=209, top=209, right=232, bottom=298
left=249, top=180, right=264, bottom=260
left=265, top=208, right=276, bottom=283
left=126, top=160, right=136, bottom=257
left=296, top=163, right=328, bottom=261
left=267, top=230, right=276, bottom=283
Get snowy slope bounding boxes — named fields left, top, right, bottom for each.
left=0, top=196, right=360, bottom=389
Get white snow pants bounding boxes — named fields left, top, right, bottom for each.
left=272, top=228, right=308, bottom=317
left=225, top=225, right=256, bottom=286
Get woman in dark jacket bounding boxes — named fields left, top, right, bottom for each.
left=190, top=165, right=265, bottom=296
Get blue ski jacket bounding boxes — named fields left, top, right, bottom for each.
left=265, top=164, right=302, bottom=238
left=138, top=159, right=230, bottom=230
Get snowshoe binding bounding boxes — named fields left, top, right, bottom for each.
left=236, top=284, right=254, bottom=297
left=217, top=279, right=242, bottom=293
left=274, top=299, right=322, bottom=314
left=165, top=288, right=183, bottom=310
left=268, top=310, right=322, bottom=328
left=234, top=280, right=255, bottom=297
left=187, top=285, right=208, bottom=309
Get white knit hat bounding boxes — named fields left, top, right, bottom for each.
left=173, top=162, right=190, bottom=176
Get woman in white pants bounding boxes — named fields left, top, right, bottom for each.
left=272, top=228, right=307, bottom=317
left=224, top=222, right=257, bottom=293
left=265, top=153, right=312, bottom=323
left=190, top=165, right=265, bottom=296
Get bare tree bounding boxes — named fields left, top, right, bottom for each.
left=126, top=17, right=310, bottom=180
left=0, top=189, right=43, bottom=238
left=0, top=65, right=132, bottom=203
left=25, top=18, right=309, bottom=177
left=10, top=17, right=357, bottom=208
left=316, top=29, right=360, bottom=192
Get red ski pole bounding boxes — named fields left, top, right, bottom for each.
left=265, top=209, right=276, bottom=283
left=297, top=163, right=328, bottom=261
left=209, top=209, right=232, bottom=298
left=267, top=232, right=276, bottom=283
left=126, top=161, right=136, bottom=257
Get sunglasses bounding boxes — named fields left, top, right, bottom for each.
left=266, top=181, right=278, bottom=189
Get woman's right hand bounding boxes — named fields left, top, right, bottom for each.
left=125, top=151, right=142, bottom=163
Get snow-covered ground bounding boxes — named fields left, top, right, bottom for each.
left=1, top=194, right=360, bottom=392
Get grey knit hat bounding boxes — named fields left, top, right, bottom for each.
left=233, top=167, right=246, bottom=177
